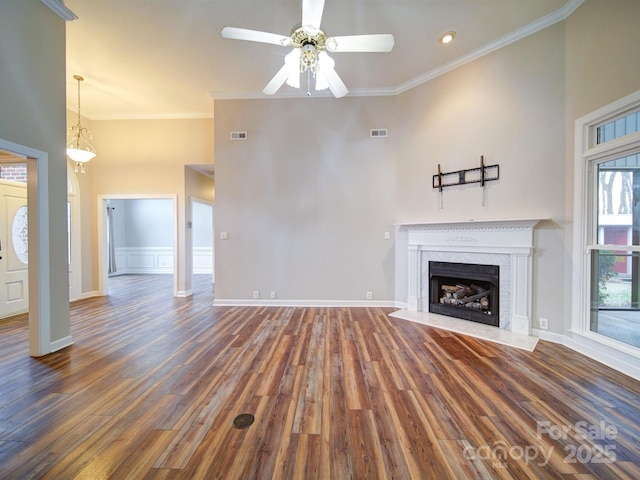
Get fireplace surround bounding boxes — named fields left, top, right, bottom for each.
left=403, top=219, right=542, bottom=335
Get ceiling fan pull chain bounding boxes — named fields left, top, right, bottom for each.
left=306, top=69, right=311, bottom=96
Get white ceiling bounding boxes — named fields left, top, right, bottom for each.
left=64, top=0, right=580, bottom=120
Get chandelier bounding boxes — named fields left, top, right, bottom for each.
left=66, top=75, right=96, bottom=173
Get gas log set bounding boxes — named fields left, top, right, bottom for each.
left=429, top=261, right=499, bottom=326
left=439, top=283, right=491, bottom=312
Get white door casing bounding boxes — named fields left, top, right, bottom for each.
left=0, top=179, right=29, bottom=318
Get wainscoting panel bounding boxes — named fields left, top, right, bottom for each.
left=114, top=247, right=173, bottom=274
left=193, top=246, right=214, bottom=276
left=112, top=247, right=213, bottom=276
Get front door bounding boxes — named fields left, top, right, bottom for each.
left=0, top=179, right=28, bottom=319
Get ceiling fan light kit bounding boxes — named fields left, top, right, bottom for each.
left=66, top=74, right=96, bottom=173
left=221, top=0, right=395, bottom=98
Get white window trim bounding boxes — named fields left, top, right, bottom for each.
left=572, top=89, right=640, bottom=362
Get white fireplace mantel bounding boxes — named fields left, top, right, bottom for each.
left=401, top=218, right=544, bottom=335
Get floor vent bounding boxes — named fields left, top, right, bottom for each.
left=230, top=131, right=248, bottom=140
left=370, top=129, right=388, bottom=138
left=232, top=413, right=255, bottom=429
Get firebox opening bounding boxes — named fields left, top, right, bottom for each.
left=429, top=261, right=499, bottom=327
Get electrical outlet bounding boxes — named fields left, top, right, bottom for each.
left=220, top=231, right=229, bottom=240
left=366, top=291, right=373, bottom=300
left=270, top=291, right=276, bottom=299
left=539, top=317, right=549, bottom=330
left=253, top=291, right=259, bottom=299
left=384, top=231, right=391, bottom=240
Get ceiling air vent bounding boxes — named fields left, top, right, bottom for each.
left=370, top=129, right=388, bottom=138
left=230, top=131, right=248, bottom=140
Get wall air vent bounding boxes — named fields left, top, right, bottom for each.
left=230, top=131, right=248, bottom=140
left=370, top=129, right=388, bottom=138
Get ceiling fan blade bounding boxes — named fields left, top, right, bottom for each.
left=318, top=52, right=348, bottom=98
left=324, top=69, right=348, bottom=98
left=302, top=0, right=325, bottom=30
left=263, top=62, right=291, bottom=95
left=221, top=26, right=291, bottom=46
left=326, top=34, right=395, bottom=53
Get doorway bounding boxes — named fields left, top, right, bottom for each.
left=191, top=198, right=214, bottom=284
left=97, top=195, right=178, bottom=296
left=67, top=166, right=81, bottom=301
left=0, top=139, right=67, bottom=356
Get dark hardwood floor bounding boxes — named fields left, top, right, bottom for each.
left=1, top=274, right=639, bottom=479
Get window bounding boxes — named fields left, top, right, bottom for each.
left=596, top=111, right=640, bottom=145
left=574, top=90, right=640, bottom=357
left=591, top=159, right=640, bottom=346
left=11, top=205, right=28, bottom=264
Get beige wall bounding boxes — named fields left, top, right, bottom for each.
left=395, top=23, right=566, bottom=331
left=0, top=0, right=70, bottom=343
left=87, top=118, right=214, bottom=294
left=214, top=97, right=397, bottom=302
left=565, top=0, right=640, bottom=123
left=395, top=23, right=565, bottom=223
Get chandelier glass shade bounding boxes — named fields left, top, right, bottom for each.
left=67, top=75, right=96, bottom=173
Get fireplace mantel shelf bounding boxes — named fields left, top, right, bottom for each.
left=396, top=218, right=548, bottom=229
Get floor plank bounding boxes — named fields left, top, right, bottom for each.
left=0, top=274, right=639, bottom=479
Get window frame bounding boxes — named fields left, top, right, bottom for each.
left=573, top=89, right=640, bottom=359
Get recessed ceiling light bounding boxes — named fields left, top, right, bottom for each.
left=440, top=31, right=456, bottom=44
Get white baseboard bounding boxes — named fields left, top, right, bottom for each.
left=49, top=335, right=74, bottom=353
left=193, top=246, right=213, bottom=275
left=531, top=328, right=640, bottom=381
left=78, top=290, right=101, bottom=300
left=531, top=328, right=565, bottom=344
left=563, top=331, right=640, bottom=381
left=212, top=299, right=397, bottom=307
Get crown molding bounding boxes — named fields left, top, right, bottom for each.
left=209, top=89, right=335, bottom=101
left=87, top=112, right=214, bottom=121
left=210, top=86, right=402, bottom=101
left=394, top=0, right=584, bottom=95
left=41, top=0, right=77, bottom=21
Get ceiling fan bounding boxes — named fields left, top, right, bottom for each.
left=221, top=0, right=394, bottom=98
